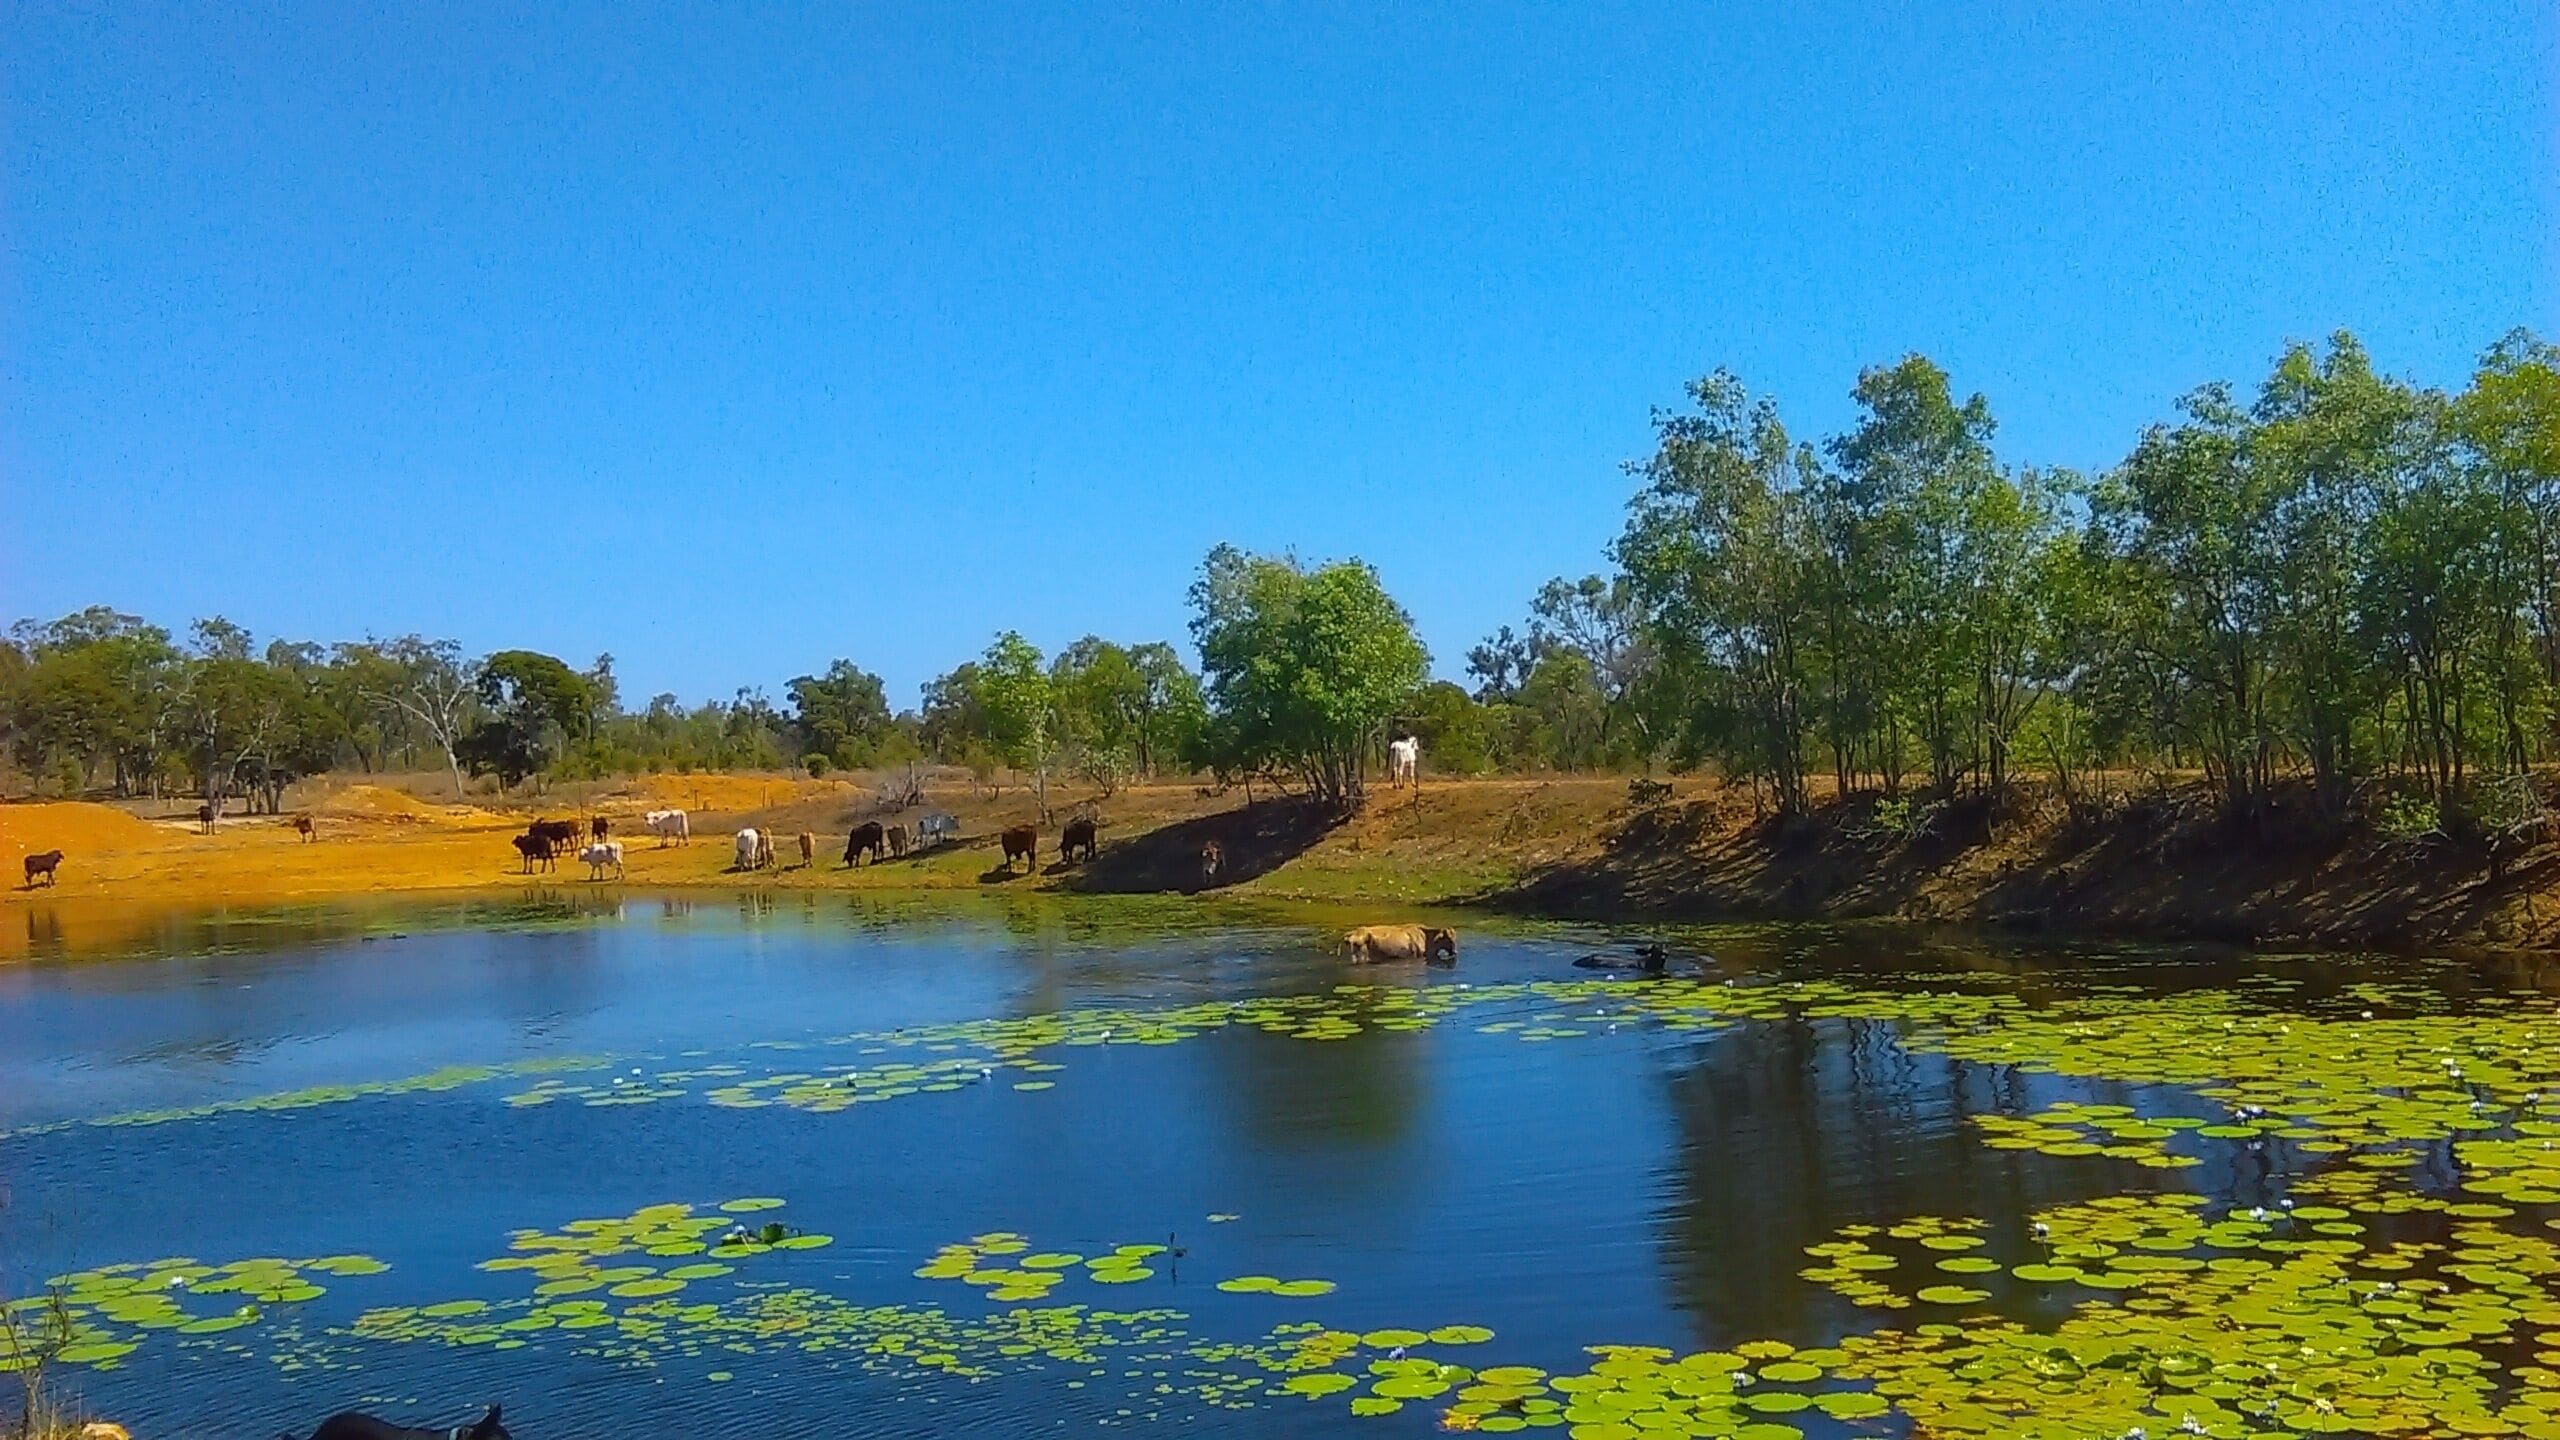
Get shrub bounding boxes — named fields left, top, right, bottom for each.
left=2374, top=792, right=2441, bottom=844
left=803, top=753, right=832, bottom=778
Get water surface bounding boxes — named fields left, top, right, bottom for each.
left=5, top=893, right=2557, bottom=1439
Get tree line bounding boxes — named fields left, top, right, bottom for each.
left=9, top=327, right=2555, bottom=834
left=0, top=544, right=1434, bottom=814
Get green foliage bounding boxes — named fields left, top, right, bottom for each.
left=786, top=660, right=891, bottom=765
left=1188, top=544, right=1429, bottom=808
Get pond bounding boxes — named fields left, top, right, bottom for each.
left=6, top=892, right=2560, bottom=1439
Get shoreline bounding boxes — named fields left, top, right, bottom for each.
left=9, top=774, right=2560, bottom=962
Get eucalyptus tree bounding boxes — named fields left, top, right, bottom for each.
left=1616, top=371, right=1822, bottom=814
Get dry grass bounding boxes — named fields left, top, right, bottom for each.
left=9, top=769, right=2560, bottom=957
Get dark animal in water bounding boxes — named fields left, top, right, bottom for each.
left=528, top=818, right=580, bottom=854
left=590, top=815, right=610, bottom=842
left=512, top=833, right=558, bottom=874
left=197, top=803, right=216, bottom=834
left=844, top=821, right=886, bottom=866
left=999, top=824, right=1037, bottom=873
left=294, top=814, right=316, bottom=842
left=291, top=1403, right=511, bottom=1440
left=886, top=823, right=908, bottom=858
left=1060, top=815, right=1098, bottom=863
left=1199, top=839, right=1223, bottom=888
left=23, top=850, right=64, bottom=888
left=1574, top=943, right=1673, bottom=974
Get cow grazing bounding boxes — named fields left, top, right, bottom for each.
left=196, top=803, right=216, bottom=834
left=999, top=824, right=1037, bottom=873
left=844, top=821, right=886, bottom=867
left=1387, top=735, right=1421, bottom=789
left=512, top=833, right=558, bottom=874
left=580, top=841, right=626, bottom=880
left=1199, top=840, right=1223, bottom=889
left=23, top=850, right=64, bottom=888
left=915, top=812, right=958, bottom=849
left=1342, top=925, right=1458, bottom=965
left=797, top=831, right=815, bottom=868
left=734, top=829, right=762, bottom=871
left=645, top=809, right=690, bottom=846
left=591, top=815, right=610, bottom=842
left=886, top=824, right=908, bottom=858
left=1060, top=815, right=1098, bottom=864
left=294, top=815, right=316, bottom=842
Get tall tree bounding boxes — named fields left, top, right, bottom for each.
left=1188, top=544, right=1429, bottom=810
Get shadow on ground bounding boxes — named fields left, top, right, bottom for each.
left=1067, top=797, right=1344, bottom=894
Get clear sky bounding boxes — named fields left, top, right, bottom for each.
left=5, top=3, right=2552, bottom=707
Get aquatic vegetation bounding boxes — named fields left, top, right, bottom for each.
left=1, top=1254, right=389, bottom=1371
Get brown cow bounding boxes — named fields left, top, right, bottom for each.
left=1060, top=816, right=1098, bottom=864
left=1342, top=925, right=1458, bottom=965
left=886, top=824, right=908, bottom=858
left=529, top=818, right=581, bottom=854
left=844, top=822, right=886, bottom=866
left=1199, top=839, right=1224, bottom=888
left=797, top=831, right=815, bottom=868
left=591, top=816, right=611, bottom=843
left=513, top=833, right=559, bottom=873
left=294, top=815, right=316, bottom=842
left=23, top=850, right=63, bottom=888
left=999, top=824, right=1037, bottom=873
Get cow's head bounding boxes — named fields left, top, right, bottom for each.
left=1423, top=928, right=1458, bottom=964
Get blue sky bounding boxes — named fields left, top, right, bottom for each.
left=5, top=3, right=2552, bottom=707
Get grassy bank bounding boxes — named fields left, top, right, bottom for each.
left=6, top=772, right=2560, bottom=956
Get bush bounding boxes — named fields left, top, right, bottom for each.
left=2374, top=791, right=2441, bottom=843
left=1626, top=776, right=1673, bottom=808
left=803, top=753, right=832, bottom=777
left=1869, top=795, right=1940, bottom=841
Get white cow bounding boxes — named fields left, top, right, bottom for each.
left=1387, top=735, right=1421, bottom=789
left=580, top=841, right=625, bottom=880
left=645, top=808, right=690, bottom=846
left=915, top=811, right=959, bottom=849
left=734, top=828, right=761, bottom=871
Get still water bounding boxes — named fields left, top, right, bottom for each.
left=5, top=893, right=2559, bottom=1439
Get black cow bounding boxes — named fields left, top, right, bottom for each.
left=296, top=1404, right=511, bottom=1440
left=513, top=833, right=558, bottom=874
left=23, top=850, right=63, bottom=888
left=844, top=821, right=886, bottom=866
left=1060, top=815, right=1098, bottom=864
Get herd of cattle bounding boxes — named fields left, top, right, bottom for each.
left=500, top=806, right=1137, bottom=883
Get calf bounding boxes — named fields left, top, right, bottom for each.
left=1342, top=924, right=1458, bottom=965
left=844, top=821, right=886, bottom=866
left=886, top=823, right=908, bottom=858
left=1060, top=815, right=1098, bottom=864
left=590, top=815, right=610, bottom=842
left=1199, top=839, right=1223, bottom=889
left=999, top=824, right=1037, bottom=873
left=580, top=841, right=625, bottom=880
left=197, top=803, right=216, bottom=834
left=22, top=850, right=64, bottom=888
left=797, top=831, right=815, bottom=868
left=294, top=815, right=316, bottom=842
